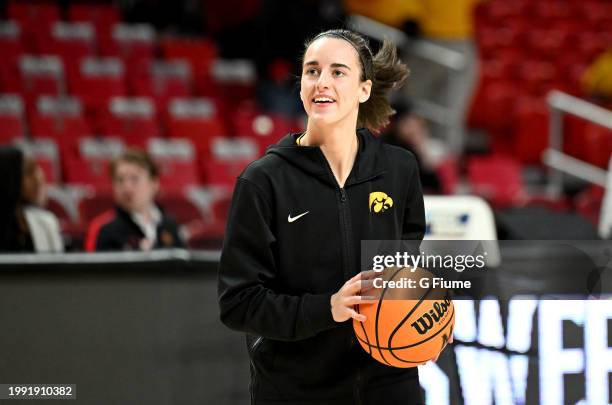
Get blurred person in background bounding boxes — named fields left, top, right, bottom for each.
left=380, top=100, right=442, bottom=193
left=86, top=150, right=184, bottom=252
left=0, top=146, right=63, bottom=253
left=582, top=49, right=612, bottom=103
left=345, top=0, right=482, bottom=150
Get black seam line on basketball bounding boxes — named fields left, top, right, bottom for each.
left=352, top=311, right=455, bottom=365
left=387, top=286, right=439, bottom=354
left=354, top=306, right=455, bottom=352
left=352, top=312, right=456, bottom=364
left=355, top=301, right=372, bottom=355
left=386, top=286, right=437, bottom=364
left=374, top=266, right=407, bottom=367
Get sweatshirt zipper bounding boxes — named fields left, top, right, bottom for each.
left=319, top=152, right=382, bottom=405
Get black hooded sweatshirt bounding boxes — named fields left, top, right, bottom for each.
left=217, top=128, right=426, bottom=404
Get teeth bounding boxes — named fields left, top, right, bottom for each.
left=314, top=97, right=334, bottom=103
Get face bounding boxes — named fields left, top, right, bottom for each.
left=300, top=37, right=372, bottom=128
left=112, top=161, right=159, bottom=213
left=21, top=157, right=45, bottom=206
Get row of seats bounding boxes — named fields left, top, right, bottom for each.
left=468, top=0, right=612, bottom=167
left=46, top=184, right=232, bottom=250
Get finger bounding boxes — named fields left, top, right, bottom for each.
left=432, top=353, right=440, bottom=363
left=348, top=308, right=367, bottom=322
left=344, top=295, right=378, bottom=305
left=448, top=334, right=454, bottom=344
left=362, top=269, right=379, bottom=280
left=345, top=279, right=364, bottom=294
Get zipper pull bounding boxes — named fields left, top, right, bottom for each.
left=340, top=188, right=347, bottom=202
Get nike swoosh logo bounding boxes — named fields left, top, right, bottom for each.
left=288, top=211, right=309, bottom=223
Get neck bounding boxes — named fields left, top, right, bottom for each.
left=301, top=119, right=359, bottom=188
left=131, top=204, right=155, bottom=221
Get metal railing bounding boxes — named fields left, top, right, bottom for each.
left=544, top=91, right=612, bottom=197
left=348, top=15, right=467, bottom=153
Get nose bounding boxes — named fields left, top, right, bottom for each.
left=316, top=69, right=332, bottom=90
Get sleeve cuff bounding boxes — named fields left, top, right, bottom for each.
left=302, top=292, right=338, bottom=334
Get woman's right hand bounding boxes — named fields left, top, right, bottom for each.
left=330, top=271, right=378, bottom=323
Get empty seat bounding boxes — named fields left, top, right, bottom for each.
left=7, top=2, right=60, bottom=52
left=210, top=59, right=257, bottom=103
left=98, top=97, right=159, bottom=147
left=201, top=159, right=251, bottom=189
left=69, top=57, right=126, bottom=119
left=161, top=37, right=217, bottom=90
left=130, top=60, right=192, bottom=112
left=101, top=23, right=155, bottom=71
left=0, top=94, right=25, bottom=143
left=19, top=55, right=64, bottom=110
left=0, top=21, right=23, bottom=68
left=232, top=107, right=293, bottom=155
left=148, top=138, right=200, bottom=192
left=49, top=22, right=96, bottom=78
left=166, top=98, right=227, bottom=155
left=30, top=96, right=91, bottom=157
left=67, top=3, right=121, bottom=40
left=64, top=137, right=124, bottom=191
left=467, top=155, right=527, bottom=208
left=513, top=97, right=549, bottom=164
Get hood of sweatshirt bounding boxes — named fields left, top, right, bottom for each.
left=265, top=128, right=388, bottom=188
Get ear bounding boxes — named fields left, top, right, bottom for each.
left=359, top=79, right=372, bottom=103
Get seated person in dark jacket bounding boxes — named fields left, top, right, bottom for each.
left=86, top=149, right=185, bottom=251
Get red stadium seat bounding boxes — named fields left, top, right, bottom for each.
left=0, top=94, right=25, bottom=143
left=30, top=96, right=92, bottom=157
left=161, top=37, right=218, bottom=92
left=467, top=155, right=527, bottom=208
left=148, top=138, right=200, bottom=192
left=19, top=55, right=64, bottom=111
left=49, top=22, right=96, bottom=78
left=63, top=137, right=124, bottom=191
left=67, top=3, right=121, bottom=40
left=210, top=59, right=257, bottom=103
left=98, top=97, right=159, bottom=147
left=100, top=23, right=154, bottom=75
left=513, top=97, right=549, bottom=164
left=166, top=98, right=227, bottom=155
left=7, top=2, right=60, bottom=52
left=129, top=60, right=193, bottom=113
left=582, top=122, right=612, bottom=169
left=157, top=193, right=204, bottom=226
left=69, top=57, right=126, bottom=120
left=64, top=159, right=112, bottom=192
left=201, top=159, right=251, bottom=189
left=232, top=105, right=294, bottom=155
left=0, top=21, right=23, bottom=69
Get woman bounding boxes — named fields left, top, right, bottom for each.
left=0, top=146, right=63, bottom=253
left=218, top=29, right=429, bottom=404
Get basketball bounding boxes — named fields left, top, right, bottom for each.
left=353, top=266, right=455, bottom=368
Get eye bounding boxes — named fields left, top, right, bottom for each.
left=333, top=70, right=345, bottom=77
left=305, top=68, right=318, bottom=76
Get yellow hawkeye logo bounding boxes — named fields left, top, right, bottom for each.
left=369, top=192, right=393, bottom=213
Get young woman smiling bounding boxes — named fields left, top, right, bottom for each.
left=218, top=29, right=430, bottom=404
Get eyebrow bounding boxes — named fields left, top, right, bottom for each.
left=303, top=61, right=352, bottom=70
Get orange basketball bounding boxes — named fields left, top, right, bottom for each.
left=353, top=266, right=455, bottom=368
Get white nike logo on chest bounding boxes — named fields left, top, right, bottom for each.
left=288, top=211, right=309, bottom=223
